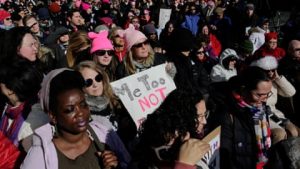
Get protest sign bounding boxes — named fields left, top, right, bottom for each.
left=110, top=63, right=176, bottom=127
left=158, top=8, right=172, bottom=29
left=197, top=126, right=221, bottom=169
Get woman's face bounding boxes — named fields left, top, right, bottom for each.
left=93, top=49, right=114, bottom=66
left=167, top=24, right=174, bottom=33
left=0, top=83, right=13, bottom=100
left=132, top=39, right=150, bottom=61
left=202, top=25, right=209, bottom=35
left=3, top=16, right=13, bottom=27
left=26, top=17, right=40, bottom=34
left=113, top=35, right=125, bottom=47
left=267, top=38, right=277, bottom=50
left=54, top=88, right=90, bottom=135
left=80, top=68, right=104, bottom=96
left=196, top=47, right=205, bottom=61
left=18, top=33, right=38, bottom=61
left=59, top=34, right=69, bottom=44
left=246, top=80, right=273, bottom=107
left=195, top=100, right=207, bottom=135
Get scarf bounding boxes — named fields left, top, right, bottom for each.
left=85, top=95, right=110, bottom=115
left=133, top=60, right=152, bottom=73
left=0, top=103, right=26, bottom=146
left=233, top=93, right=271, bottom=169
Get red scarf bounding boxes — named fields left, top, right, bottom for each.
left=0, top=103, right=26, bottom=146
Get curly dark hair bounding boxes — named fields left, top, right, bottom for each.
left=135, top=89, right=204, bottom=166
left=0, top=59, right=43, bottom=102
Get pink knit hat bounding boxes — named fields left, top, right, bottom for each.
left=88, top=30, right=114, bottom=54
left=118, top=24, right=147, bottom=50
left=81, top=2, right=91, bottom=11
left=0, top=10, right=10, bottom=22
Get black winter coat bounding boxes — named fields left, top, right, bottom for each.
left=220, top=94, right=271, bottom=169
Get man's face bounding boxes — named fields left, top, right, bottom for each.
left=290, top=40, right=300, bottom=62
left=70, top=12, right=82, bottom=26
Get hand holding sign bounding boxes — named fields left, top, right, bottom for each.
left=178, top=139, right=210, bottom=166
left=111, top=63, right=176, bottom=127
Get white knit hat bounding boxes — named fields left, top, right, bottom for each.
left=250, top=55, right=278, bottom=70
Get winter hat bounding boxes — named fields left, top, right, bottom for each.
left=143, top=23, right=156, bottom=35
left=220, top=48, right=238, bottom=62
left=88, top=30, right=114, bottom=54
left=37, top=7, right=50, bottom=20
left=246, top=3, right=255, bottom=10
left=239, top=40, right=254, bottom=54
left=0, top=10, right=10, bottom=22
left=48, top=2, right=61, bottom=13
left=250, top=56, right=278, bottom=70
left=118, top=25, right=147, bottom=50
left=99, top=17, right=113, bottom=26
left=94, top=24, right=109, bottom=33
left=44, top=26, right=69, bottom=45
left=265, top=32, right=278, bottom=41
left=169, top=28, right=194, bottom=52
left=81, top=2, right=91, bottom=11
left=102, top=0, right=110, bottom=4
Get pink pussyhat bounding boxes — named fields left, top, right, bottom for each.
left=88, top=30, right=114, bottom=54
left=118, top=24, right=147, bottom=51
left=81, top=2, right=91, bottom=11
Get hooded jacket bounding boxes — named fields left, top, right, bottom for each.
left=210, top=49, right=239, bottom=82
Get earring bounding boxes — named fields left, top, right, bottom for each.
left=51, top=124, right=58, bottom=138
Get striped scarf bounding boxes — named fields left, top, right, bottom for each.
left=0, top=103, right=26, bottom=146
left=233, top=93, right=271, bottom=169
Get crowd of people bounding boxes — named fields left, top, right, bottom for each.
left=0, top=0, right=300, bottom=168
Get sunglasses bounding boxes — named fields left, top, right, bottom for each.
left=196, top=50, right=205, bottom=55
left=265, top=69, right=276, bottom=73
left=132, top=40, right=150, bottom=48
left=5, top=17, right=11, bottom=21
left=84, top=73, right=103, bottom=88
left=94, top=50, right=114, bottom=56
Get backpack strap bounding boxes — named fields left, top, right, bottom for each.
left=87, top=124, right=105, bottom=152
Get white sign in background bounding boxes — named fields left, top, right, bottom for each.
left=110, top=64, right=176, bottom=127
left=158, top=8, right=172, bottom=29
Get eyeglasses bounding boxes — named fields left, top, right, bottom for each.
left=196, top=50, right=205, bottom=55
left=94, top=50, right=114, bottom=56
left=252, top=91, right=273, bottom=99
left=5, top=18, right=11, bottom=21
left=198, top=110, right=210, bottom=119
left=153, top=145, right=172, bottom=161
left=265, top=69, right=276, bottom=73
left=84, top=73, right=103, bottom=88
left=132, top=40, right=149, bottom=48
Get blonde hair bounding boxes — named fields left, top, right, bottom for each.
left=124, top=45, right=155, bottom=75
left=75, top=61, right=120, bottom=108
left=66, top=31, right=91, bottom=68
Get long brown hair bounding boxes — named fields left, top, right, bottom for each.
left=75, top=61, right=120, bottom=108
left=66, top=31, right=91, bottom=68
